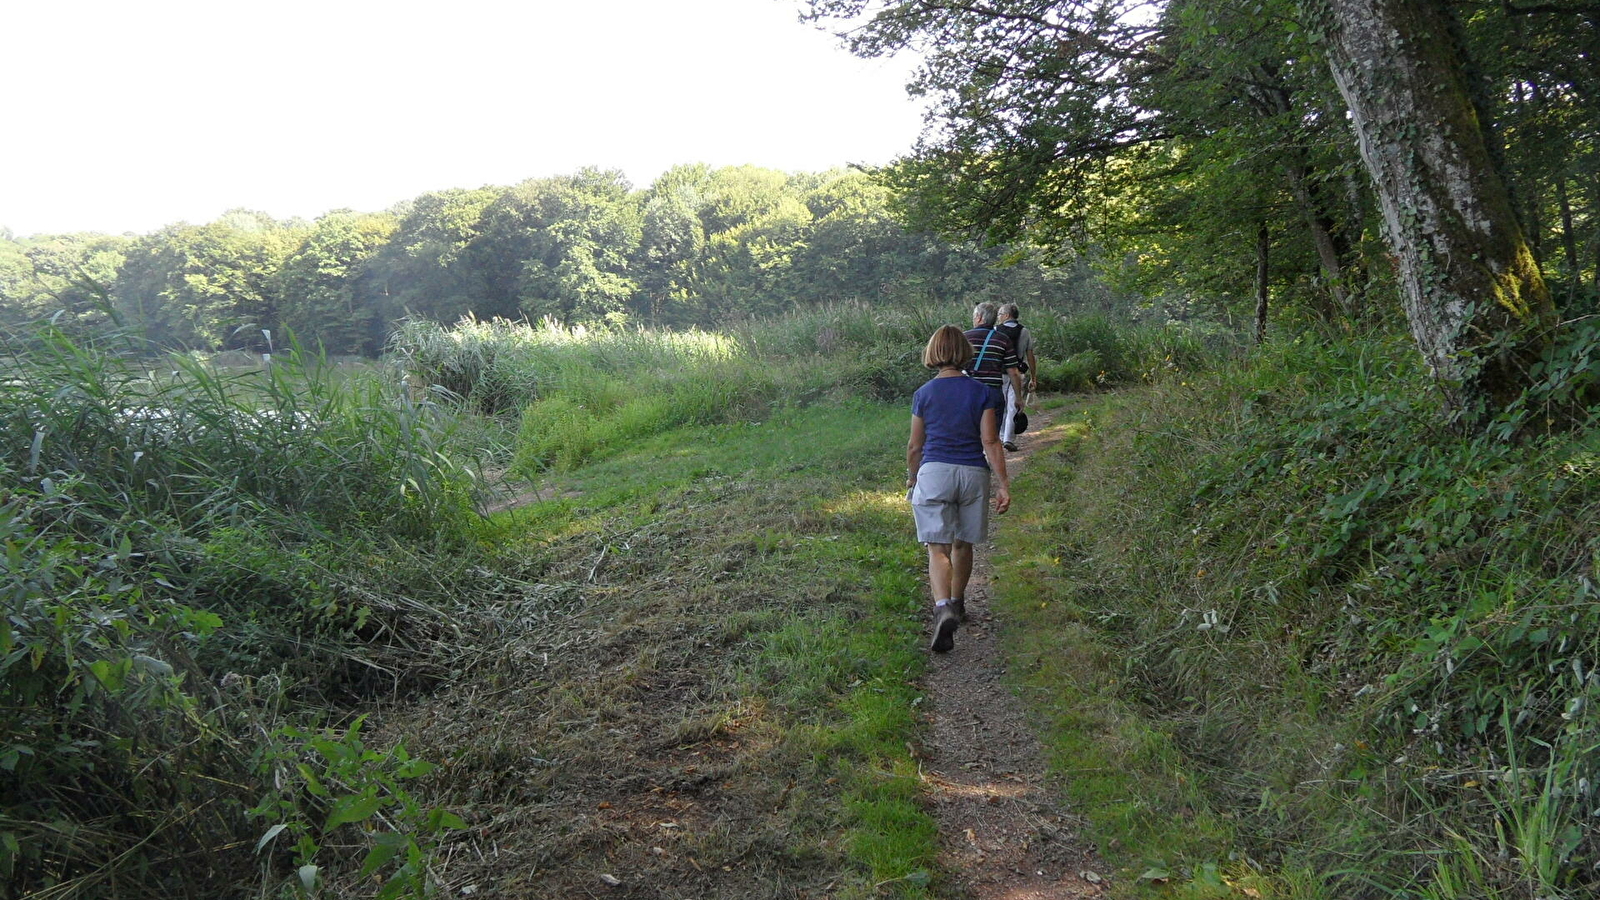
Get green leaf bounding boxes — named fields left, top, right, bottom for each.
left=394, top=757, right=435, bottom=779
left=186, top=609, right=224, bottom=633
left=0, top=831, right=18, bottom=879
left=324, top=790, right=386, bottom=830
left=297, top=764, right=329, bottom=798
left=88, top=659, right=116, bottom=691
left=429, top=809, right=468, bottom=831
left=131, top=654, right=173, bottom=677
left=358, top=833, right=409, bottom=877
left=310, top=737, right=350, bottom=764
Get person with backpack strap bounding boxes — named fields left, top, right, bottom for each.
left=962, top=303, right=1023, bottom=448
left=997, top=303, right=1036, bottom=451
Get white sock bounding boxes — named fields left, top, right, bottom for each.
left=935, top=598, right=951, bottom=607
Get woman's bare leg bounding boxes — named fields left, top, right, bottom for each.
left=926, top=542, right=953, bottom=601
left=951, top=540, right=974, bottom=602
left=926, top=540, right=962, bottom=652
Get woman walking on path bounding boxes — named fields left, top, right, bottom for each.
left=906, top=325, right=1012, bottom=652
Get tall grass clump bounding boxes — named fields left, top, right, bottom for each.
left=740, top=302, right=1234, bottom=395
left=397, top=305, right=1236, bottom=478
left=389, top=314, right=744, bottom=415
left=392, top=317, right=786, bottom=474
left=6, top=327, right=474, bottom=539
left=1042, top=327, right=1600, bottom=897
left=0, top=323, right=499, bottom=898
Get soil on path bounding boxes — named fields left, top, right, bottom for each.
left=920, top=409, right=1109, bottom=899
left=454, top=405, right=1107, bottom=898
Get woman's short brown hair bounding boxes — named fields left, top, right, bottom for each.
left=923, top=324, right=973, bottom=370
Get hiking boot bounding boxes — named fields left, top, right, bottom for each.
left=930, top=606, right=959, bottom=653
left=1003, top=441, right=1019, bottom=452
left=949, top=597, right=967, bottom=622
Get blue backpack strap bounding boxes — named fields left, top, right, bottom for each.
left=970, top=327, right=998, bottom=376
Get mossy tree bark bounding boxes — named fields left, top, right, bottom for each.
left=1316, top=0, right=1555, bottom=419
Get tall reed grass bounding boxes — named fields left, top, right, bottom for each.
left=392, top=304, right=1235, bottom=477
left=0, top=323, right=493, bottom=898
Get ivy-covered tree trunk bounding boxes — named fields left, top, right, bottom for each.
left=1316, top=0, right=1555, bottom=419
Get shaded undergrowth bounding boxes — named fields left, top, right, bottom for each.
left=993, top=333, right=1600, bottom=899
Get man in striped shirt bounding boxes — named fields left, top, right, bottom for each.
left=963, top=302, right=1024, bottom=449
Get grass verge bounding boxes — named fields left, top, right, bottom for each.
left=991, top=405, right=1267, bottom=899
left=990, top=332, right=1600, bottom=899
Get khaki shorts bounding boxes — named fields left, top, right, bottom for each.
left=910, top=461, right=991, bottom=545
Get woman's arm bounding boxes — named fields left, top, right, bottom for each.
left=980, top=408, right=1011, bottom=514
left=906, top=414, right=926, bottom=488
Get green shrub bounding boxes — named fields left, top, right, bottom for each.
left=1034, top=349, right=1103, bottom=392
left=249, top=716, right=465, bottom=900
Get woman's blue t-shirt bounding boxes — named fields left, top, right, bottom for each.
left=912, top=375, right=998, bottom=469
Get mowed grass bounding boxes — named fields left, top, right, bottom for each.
left=392, top=400, right=941, bottom=898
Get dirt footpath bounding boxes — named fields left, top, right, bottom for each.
left=920, top=411, right=1109, bottom=899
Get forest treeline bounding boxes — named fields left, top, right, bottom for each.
left=810, top=0, right=1600, bottom=313
left=0, top=165, right=1105, bottom=356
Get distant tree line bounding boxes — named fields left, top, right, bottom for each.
left=0, top=166, right=1105, bottom=355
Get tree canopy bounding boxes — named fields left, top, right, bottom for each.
left=806, top=0, right=1599, bottom=417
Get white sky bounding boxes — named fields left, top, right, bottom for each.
left=1, top=0, right=925, bottom=237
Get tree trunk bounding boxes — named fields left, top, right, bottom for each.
left=1316, top=0, right=1555, bottom=419
left=1252, top=69, right=1358, bottom=323
left=1256, top=221, right=1270, bottom=345
left=1592, top=180, right=1600, bottom=297
left=1557, top=176, right=1580, bottom=294
left=1284, top=160, right=1348, bottom=320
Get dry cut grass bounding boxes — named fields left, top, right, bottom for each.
left=374, top=402, right=936, bottom=899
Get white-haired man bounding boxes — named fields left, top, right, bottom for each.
left=996, top=303, right=1036, bottom=451
left=963, top=302, right=1024, bottom=451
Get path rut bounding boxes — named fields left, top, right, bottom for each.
left=920, top=410, right=1109, bottom=899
